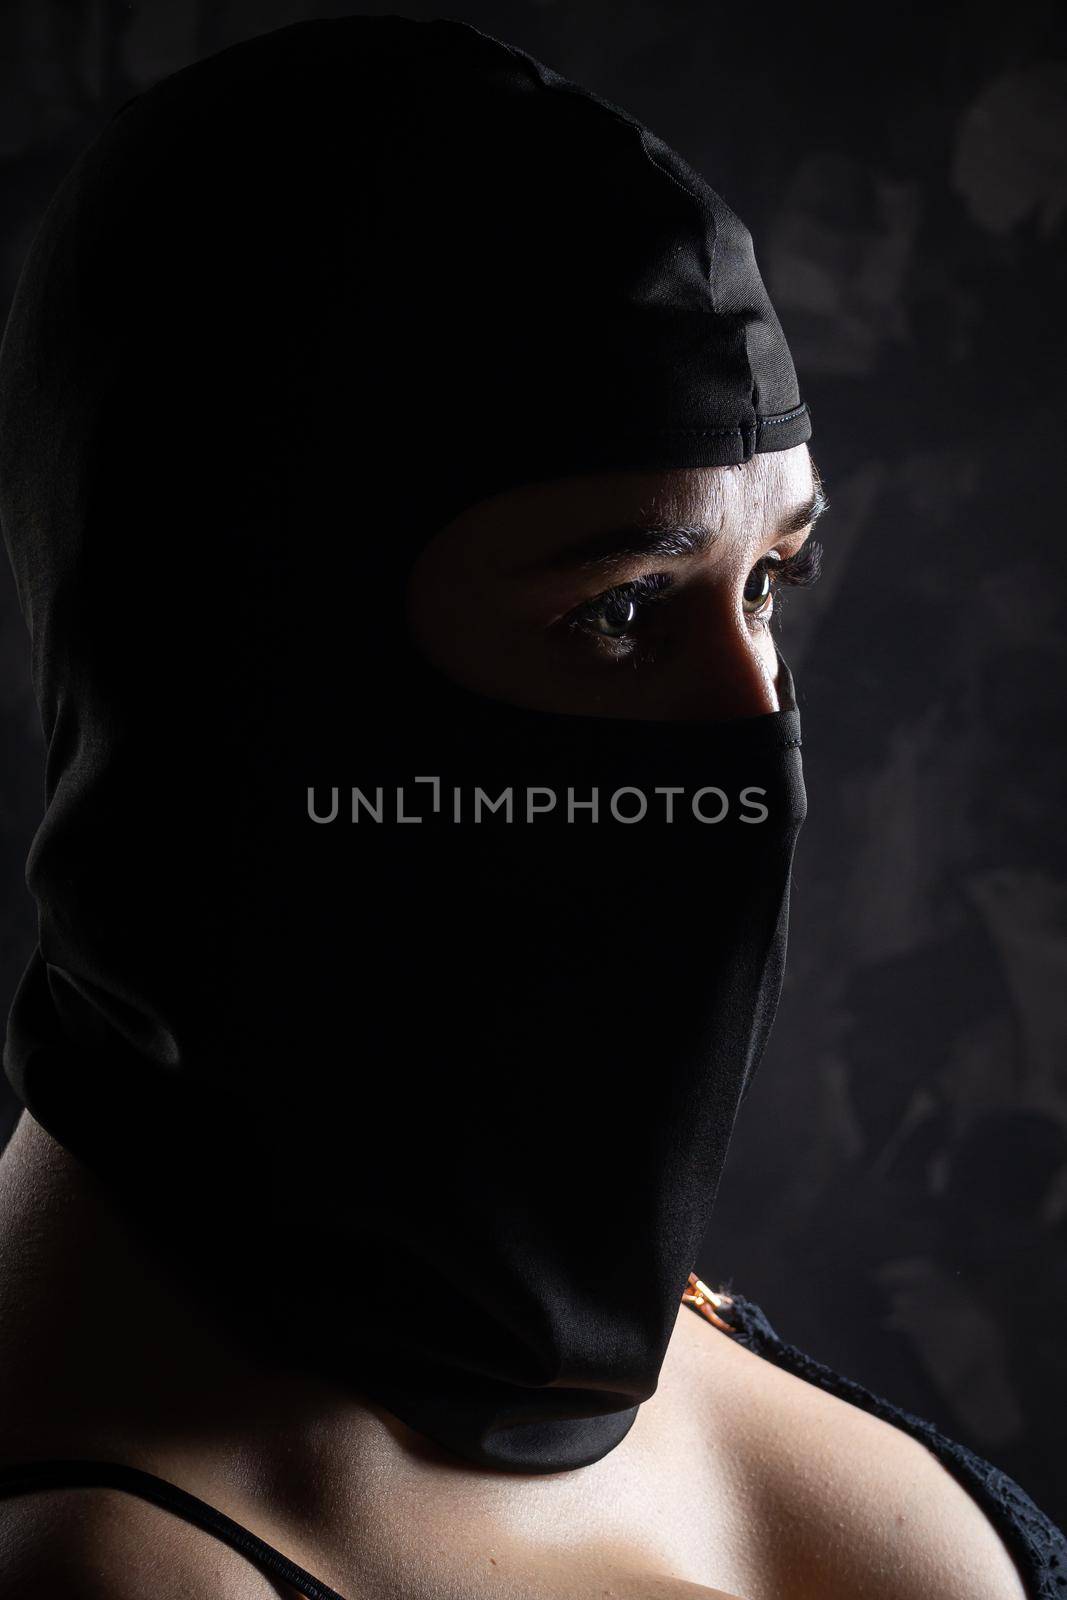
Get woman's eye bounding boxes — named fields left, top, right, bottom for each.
left=568, top=573, right=673, bottom=643
left=742, top=556, right=780, bottom=616
left=743, top=540, right=824, bottom=618
left=587, top=592, right=637, bottom=638
left=566, top=540, right=822, bottom=651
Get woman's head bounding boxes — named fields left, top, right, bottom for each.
left=0, top=16, right=815, bottom=1474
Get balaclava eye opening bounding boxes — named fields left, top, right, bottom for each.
left=0, top=16, right=809, bottom=1472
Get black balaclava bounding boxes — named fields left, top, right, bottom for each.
left=0, top=17, right=810, bottom=1472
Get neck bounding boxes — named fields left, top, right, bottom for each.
left=0, top=1110, right=740, bottom=1597
left=0, top=1111, right=428, bottom=1513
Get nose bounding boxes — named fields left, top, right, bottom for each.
left=661, top=597, right=780, bottom=721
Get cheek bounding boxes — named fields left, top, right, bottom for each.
left=407, top=554, right=548, bottom=701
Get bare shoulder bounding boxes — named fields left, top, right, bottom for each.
left=702, top=1320, right=1029, bottom=1600
left=0, top=1486, right=297, bottom=1600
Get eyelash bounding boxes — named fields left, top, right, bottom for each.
left=565, top=538, right=824, bottom=652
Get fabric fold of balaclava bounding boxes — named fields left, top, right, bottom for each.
left=0, top=16, right=810, bottom=1472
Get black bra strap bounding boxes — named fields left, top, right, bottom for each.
left=0, top=1459, right=349, bottom=1600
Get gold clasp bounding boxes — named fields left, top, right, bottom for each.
left=681, top=1271, right=736, bottom=1334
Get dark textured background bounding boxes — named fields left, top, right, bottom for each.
left=2, top=0, right=1066, bottom=1524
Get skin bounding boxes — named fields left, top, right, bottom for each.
left=0, top=1116, right=1027, bottom=1600
left=406, top=446, right=823, bottom=723
left=0, top=450, right=1028, bottom=1599
left=0, top=1113, right=766, bottom=1599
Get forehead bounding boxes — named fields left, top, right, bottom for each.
left=432, top=446, right=816, bottom=572
left=655, top=447, right=816, bottom=532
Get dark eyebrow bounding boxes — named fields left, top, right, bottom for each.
left=529, top=481, right=828, bottom=575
